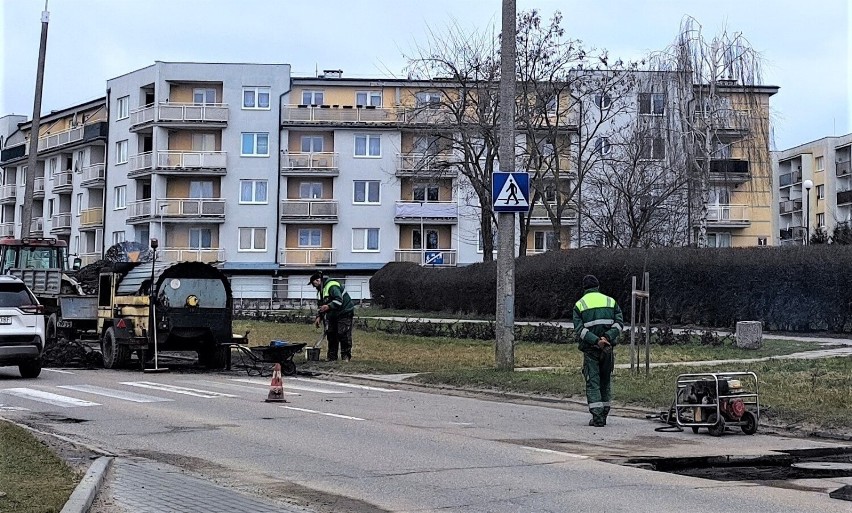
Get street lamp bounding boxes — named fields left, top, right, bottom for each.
left=803, top=179, right=813, bottom=245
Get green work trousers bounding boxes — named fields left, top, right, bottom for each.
left=582, top=350, right=614, bottom=423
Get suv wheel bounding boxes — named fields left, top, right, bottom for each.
left=19, top=359, right=42, bottom=379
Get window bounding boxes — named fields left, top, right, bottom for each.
left=74, top=236, right=79, bottom=254
left=239, top=180, right=268, bottom=204
left=298, top=228, right=322, bottom=247
left=356, top=91, right=382, bottom=107
left=353, top=181, right=380, bottom=204
left=48, top=158, right=57, bottom=175
left=299, top=182, right=323, bottom=199
left=117, top=96, right=129, bottom=119
left=189, top=180, right=213, bottom=199
left=193, top=88, right=216, bottom=105
left=301, top=90, right=324, bottom=106
left=137, top=228, right=149, bottom=246
left=116, top=140, right=128, bottom=164
left=412, top=184, right=439, bottom=202
left=189, top=228, right=212, bottom=249
left=545, top=95, right=558, bottom=113
left=300, top=136, right=323, bottom=153
left=47, top=199, right=54, bottom=217
left=76, top=193, right=83, bottom=215
left=112, top=231, right=125, bottom=245
left=595, top=93, right=612, bottom=110
left=706, top=232, right=731, bottom=248
left=354, top=134, right=381, bottom=157
left=238, top=227, right=266, bottom=251
left=640, top=137, right=666, bottom=160
left=413, top=229, right=439, bottom=250
left=639, top=93, right=666, bottom=115
left=352, top=228, right=379, bottom=251
left=594, top=137, right=610, bottom=155
left=815, top=156, right=824, bottom=172
left=191, top=133, right=215, bottom=151
left=242, top=87, right=270, bottom=109
left=75, top=150, right=84, bottom=172
left=757, top=237, right=768, bottom=246
left=241, top=132, right=269, bottom=156
left=817, top=184, right=825, bottom=199
left=113, top=186, right=126, bottom=210
left=416, top=91, right=442, bottom=108
left=534, top=231, right=556, bottom=252
left=817, top=213, right=825, bottom=228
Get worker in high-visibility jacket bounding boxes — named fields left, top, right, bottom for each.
left=572, top=274, right=624, bottom=427
left=310, top=271, right=355, bottom=361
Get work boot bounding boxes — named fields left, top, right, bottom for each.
left=589, top=417, right=605, bottom=427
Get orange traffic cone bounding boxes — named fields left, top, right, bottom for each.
left=265, top=363, right=287, bottom=403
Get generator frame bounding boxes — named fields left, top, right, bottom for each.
left=674, top=371, right=760, bottom=436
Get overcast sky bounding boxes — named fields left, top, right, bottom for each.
left=1, top=0, right=850, bottom=150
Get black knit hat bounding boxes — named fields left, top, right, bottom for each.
left=308, top=271, right=323, bottom=284
left=582, top=274, right=599, bottom=290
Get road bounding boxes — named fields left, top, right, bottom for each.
left=2, top=364, right=850, bottom=513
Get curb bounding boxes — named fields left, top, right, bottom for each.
left=60, top=456, right=113, bottom=513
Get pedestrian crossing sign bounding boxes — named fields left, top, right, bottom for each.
left=492, top=172, right=530, bottom=213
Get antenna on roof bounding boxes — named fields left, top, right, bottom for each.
left=315, top=63, right=318, bottom=78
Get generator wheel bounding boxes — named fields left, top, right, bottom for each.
left=740, top=410, right=758, bottom=435
left=45, top=314, right=58, bottom=349
left=102, top=328, right=131, bottom=369
left=707, top=413, right=725, bottom=437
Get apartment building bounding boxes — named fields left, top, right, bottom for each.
left=773, top=133, right=852, bottom=244
left=0, top=99, right=108, bottom=259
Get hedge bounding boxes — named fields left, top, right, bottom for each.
left=370, top=246, right=852, bottom=333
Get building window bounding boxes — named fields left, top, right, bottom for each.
left=77, top=193, right=83, bottom=215
left=112, top=231, right=125, bottom=245
left=415, top=91, right=442, bottom=108
left=238, top=227, right=266, bottom=251
left=757, top=237, right=768, bottom=246
left=640, top=137, right=666, bottom=160
left=241, top=132, right=269, bottom=156
left=189, top=180, right=213, bottom=199
left=413, top=229, right=439, bottom=250
left=815, top=156, right=824, bottom=172
left=594, top=137, right=610, bottom=155
left=534, top=231, right=556, bottom=251
left=115, top=140, right=128, bottom=164
left=817, top=213, right=825, bottom=228
left=137, top=228, right=149, bottom=246
left=353, top=181, right=380, bottom=204
left=49, top=158, right=57, bottom=175
left=117, top=96, right=129, bottom=120
left=354, top=134, right=381, bottom=157
left=47, top=199, right=54, bottom=217
left=301, top=90, right=324, bottom=106
left=816, top=184, right=825, bottom=199
left=193, top=88, right=216, bottom=105
left=639, top=93, right=666, bottom=115
left=300, top=136, right=323, bottom=153
left=299, top=182, right=323, bottom=199
left=412, top=184, right=439, bottom=202
left=242, top=87, right=271, bottom=109
left=352, top=228, right=379, bottom=252
left=75, top=150, right=84, bottom=172
left=706, top=232, right=731, bottom=248
left=595, top=93, right=612, bottom=110
left=189, top=228, right=212, bottom=249
left=298, top=228, right=322, bottom=247
left=239, top=180, right=268, bottom=204
left=113, top=186, right=126, bottom=210
left=356, top=91, right=382, bottom=107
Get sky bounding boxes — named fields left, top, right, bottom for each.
left=1, top=0, right=850, bottom=150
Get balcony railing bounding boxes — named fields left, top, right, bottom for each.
left=30, top=218, right=45, bottom=233
left=130, top=102, right=229, bottom=127
left=0, top=184, right=16, bottom=202
left=397, top=153, right=457, bottom=175
left=394, top=249, right=457, bottom=266
left=837, top=160, right=851, bottom=177
left=78, top=253, right=101, bottom=266
left=80, top=207, right=104, bottom=227
left=81, top=163, right=105, bottom=186
left=279, top=248, right=337, bottom=266
left=693, top=108, right=751, bottom=131
left=281, top=105, right=398, bottom=124
left=837, top=189, right=852, bottom=206
left=128, top=199, right=152, bottom=219
left=280, top=152, right=339, bottom=171
left=34, top=177, right=45, bottom=196
left=394, top=201, right=458, bottom=220
left=779, top=170, right=803, bottom=187
left=156, top=198, right=225, bottom=218
left=51, top=212, right=72, bottom=230
left=779, top=227, right=807, bottom=244
left=52, top=171, right=74, bottom=192
left=706, top=204, right=749, bottom=224
left=0, top=223, right=14, bottom=236
left=527, top=203, right=578, bottom=224
left=37, top=126, right=83, bottom=151
left=159, top=247, right=224, bottom=263
left=157, top=150, right=227, bottom=169
left=280, top=199, right=338, bottom=220
left=779, top=199, right=803, bottom=214
left=130, top=152, right=153, bottom=173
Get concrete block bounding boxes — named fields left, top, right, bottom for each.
left=736, top=321, right=763, bottom=349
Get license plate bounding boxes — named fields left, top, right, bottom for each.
left=57, top=320, right=73, bottom=328
left=0, top=316, right=11, bottom=325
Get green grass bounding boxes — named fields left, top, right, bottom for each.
left=0, top=421, right=78, bottom=513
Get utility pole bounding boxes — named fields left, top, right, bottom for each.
left=495, top=0, right=516, bottom=371
left=21, top=1, right=51, bottom=239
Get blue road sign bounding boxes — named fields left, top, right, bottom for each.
left=425, top=251, right=444, bottom=265
left=492, top=172, right=530, bottom=213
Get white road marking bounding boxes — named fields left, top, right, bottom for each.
left=120, top=382, right=238, bottom=398
left=180, top=379, right=300, bottom=396
left=42, top=368, right=75, bottom=374
left=230, top=378, right=344, bottom=394
left=282, top=406, right=365, bottom=421
left=289, top=377, right=398, bottom=392
left=523, top=446, right=589, bottom=459
left=0, top=404, right=30, bottom=411
left=1, top=388, right=100, bottom=407
left=57, top=385, right=173, bottom=403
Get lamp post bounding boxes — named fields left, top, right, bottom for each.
left=803, top=179, right=813, bottom=245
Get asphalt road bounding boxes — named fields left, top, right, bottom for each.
left=2, top=365, right=850, bottom=513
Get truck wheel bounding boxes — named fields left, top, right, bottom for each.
left=19, top=359, right=42, bottom=378
left=101, top=328, right=131, bottom=369
left=199, top=345, right=229, bottom=369
left=46, top=314, right=58, bottom=349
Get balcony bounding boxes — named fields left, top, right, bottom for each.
left=704, top=159, right=751, bottom=183
left=394, top=201, right=459, bottom=223
left=837, top=160, right=851, bottom=177
left=527, top=203, right=578, bottom=225
left=779, top=170, right=803, bottom=188
left=156, top=198, right=226, bottom=221
left=779, top=199, right=803, bottom=214
left=280, top=200, right=338, bottom=223
left=693, top=108, right=751, bottom=133
left=158, top=150, right=227, bottom=171
left=130, top=102, right=229, bottom=129
left=397, top=153, right=458, bottom=177
left=281, top=104, right=398, bottom=125
left=129, top=152, right=154, bottom=175
left=0, top=184, right=16, bottom=204
left=127, top=199, right=152, bottom=222
left=705, top=204, right=750, bottom=227
left=159, top=247, right=224, bottom=263
left=394, top=249, right=457, bottom=267
left=52, top=172, right=74, bottom=193
left=78, top=253, right=101, bottom=266
left=36, top=121, right=107, bottom=153
left=0, top=223, right=13, bottom=237
left=80, top=207, right=104, bottom=229
left=50, top=212, right=72, bottom=233
left=280, top=152, right=339, bottom=176
left=30, top=218, right=45, bottom=233
left=837, top=189, right=852, bottom=206
left=279, top=248, right=337, bottom=267
left=33, top=177, right=45, bottom=198
left=80, top=163, right=105, bottom=187
left=780, top=227, right=807, bottom=245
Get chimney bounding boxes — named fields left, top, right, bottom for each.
left=322, top=69, right=343, bottom=79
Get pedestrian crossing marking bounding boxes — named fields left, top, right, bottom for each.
left=289, top=377, right=399, bottom=393
left=230, top=378, right=345, bottom=395
left=0, top=404, right=30, bottom=411
left=120, top=381, right=238, bottom=398
left=58, top=385, right=174, bottom=403
left=494, top=174, right=529, bottom=208
left=187, top=379, right=300, bottom=396
left=1, top=388, right=100, bottom=408
left=282, top=406, right=365, bottom=421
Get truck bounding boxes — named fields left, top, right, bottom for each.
left=0, top=237, right=235, bottom=369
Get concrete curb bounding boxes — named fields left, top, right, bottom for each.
left=60, top=456, right=113, bottom=513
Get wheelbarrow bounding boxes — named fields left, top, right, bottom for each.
left=246, top=341, right=307, bottom=376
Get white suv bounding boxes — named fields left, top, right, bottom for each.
left=0, top=275, right=46, bottom=378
